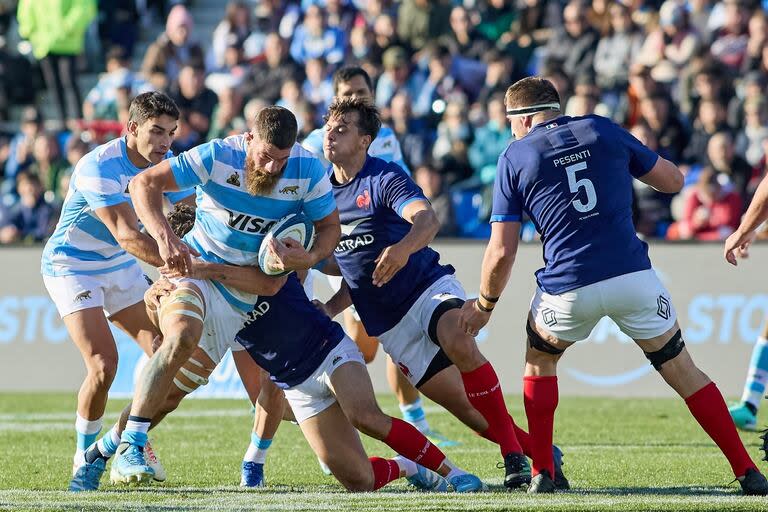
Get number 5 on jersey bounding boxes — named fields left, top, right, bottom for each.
left=566, top=162, right=597, bottom=213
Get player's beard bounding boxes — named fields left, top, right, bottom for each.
left=245, top=157, right=282, bottom=196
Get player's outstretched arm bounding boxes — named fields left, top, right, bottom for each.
left=459, top=222, right=521, bottom=336
left=637, top=157, right=684, bottom=194
left=372, top=199, right=439, bottom=287
left=725, top=173, right=768, bottom=266
left=92, top=202, right=165, bottom=267
left=173, top=260, right=287, bottom=296
left=130, top=160, right=199, bottom=272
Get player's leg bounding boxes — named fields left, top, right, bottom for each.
left=423, top=277, right=528, bottom=486
left=232, top=350, right=284, bottom=487
left=108, top=300, right=159, bottom=357
left=326, top=340, right=484, bottom=492
left=113, top=282, right=206, bottom=484
left=609, top=269, right=767, bottom=495
left=633, top=323, right=767, bottom=495
left=344, top=308, right=379, bottom=362
left=730, top=319, right=768, bottom=430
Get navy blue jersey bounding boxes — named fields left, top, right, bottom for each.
left=235, top=274, right=344, bottom=388
left=331, top=156, right=453, bottom=336
left=492, top=115, right=658, bottom=294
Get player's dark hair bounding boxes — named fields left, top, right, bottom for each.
left=254, top=106, right=298, bottom=150
left=505, top=77, right=561, bottom=110
left=167, top=203, right=195, bottom=238
left=128, top=92, right=180, bottom=126
left=324, top=96, right=381, bottom=142
left=332, top=66, right=373, bottom=95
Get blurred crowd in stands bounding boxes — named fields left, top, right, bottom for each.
left=1, top=0, right=767, bottom=244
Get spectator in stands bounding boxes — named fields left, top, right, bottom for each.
left=735, top=98, right=768, bottom=167
left=210, top=1, right=252, bottom=71
left=3, top=107, right=43, bottom=197
left=141, top=4, right=205, bottom=91
left=390, top=91, right=432, bottom=170
left=741, top=9, right=767, bottom=74
left=295, top=100, right=318, bottom=141
left=683, top=99, right=730, bottom=165
left=468, top=94, right=511, bottom=185
left=0, top=172, right=56, bottom=244
left=413, top=44, right=466, bottom=118
left=500, top=0, right=560, bottom=72
left=668, top=167, right=742, bottom=241
left=397, top=0, right=451, bottom=51
left=325, top=0, right=357, bottom=33
left=243, top=97, right=268, bottom=130
left=707, top=131, right=752, bottom=199
left=207, top=85, right=246, bottom=141
left=370, top=13, right=406, bottom=66
left=302, top=57, right=334, bottom=120
left=636, top=0, right=701, bottom=76
left=242, top=33, right=303, bottom=104
left=83, top=47, right=153, bottom=121
left=543, top=1, right=599, bottom=79
left=290, top=4, right=346, bottom=66
left=375, top=46, right=425, bottom=110
left=28, top=132, right=67, bottom=200
left=476, top=50, right=515, bottom=108
left=277, top=78, right=302, bottom=115
left=432, top=99, right=473, bottom=162
left=630, top=122, right=674, bottom=238
left=63, top=134, right=89, bottom=178
left=97, top=0, right=141, bottom=58
left=413, top=164, right=457, bottom=237
left=169, top=61, right=219, bottom=149
left=565, top=93, right=599, bottom=117
left=476, top=0, right=517, bottom=42
left=688, top=0, right=714, bottom=41
left=711, top=0, right=750, bottom=71
left=594, top=2, right=643, bottom=116
left=348, top=23, right=373, bottom=65
left=727, top=71, right=765, bottom=129
left=440, top=6, right=490, bottom=61
left=17, top=0, right=97, bottom=126
left=639, top=92, right=689, bottom=163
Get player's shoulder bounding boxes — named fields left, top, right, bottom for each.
left=77, top=137, right=125, bottom=178
left=211, top=134, right=247, bottom=159
left=285, top=142, right=325, bottom=178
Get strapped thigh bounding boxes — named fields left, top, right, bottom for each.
left=643, top=329, right=685, bottom=371
left=173, top=352, right=216, bottom=394
left=527, top=320, right=565, bottom=355
left=158, top=285, right=206, bottom=325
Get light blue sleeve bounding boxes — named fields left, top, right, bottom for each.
left=169, top=141, right=216, bottom=190
left=75, top=157, right=127, bottom=209
left=302, top=158, right=336, bottom=220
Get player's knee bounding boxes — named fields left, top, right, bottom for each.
left=87, top=354, right=118, bottom=388
left=339, top=470, right=375, bottom=492
left=643, top=329, right=685, bottom=371
left=162, top=327, right=201, bottom=360
left=526, top=321, right=565, bottom=363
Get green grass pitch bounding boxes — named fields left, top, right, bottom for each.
left=1, top=392, right=767, bottom=511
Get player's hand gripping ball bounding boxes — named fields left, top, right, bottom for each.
left=258, top=213, right=316, bottom=276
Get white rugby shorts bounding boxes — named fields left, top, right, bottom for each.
left=283, top=336, right=365, bottom=423
left=530, top=268, right=677, bottom=342
left=377, top=274, right=465, bottom=386
left=168, top=277, right=247, bottom=364
left=43, top=263, right=150, bottom=318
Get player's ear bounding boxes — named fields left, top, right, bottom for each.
left=127, top=120, right=139, bottom=137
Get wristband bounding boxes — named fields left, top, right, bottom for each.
left=480, top=293, right=499, bottom=304
left=475, top=300, right=494, bottom=313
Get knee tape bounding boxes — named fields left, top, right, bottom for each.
left=173, top=357, right=212, bottom=394
left=159, top=288, right=205, bottom=324
left=526, top=321, right=565, bottom=355
left=644, top=329, right=685, bottom=371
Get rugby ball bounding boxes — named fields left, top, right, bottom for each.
left=258, top=213, right=316, bottom=276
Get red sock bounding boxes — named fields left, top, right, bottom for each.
left=479, top=416, right=532, bottom=458
left=369, top=457, right=401, bottom=490
left=384, top=417, right=446, bottom=472
left=685, top=382, right=756, bottom=477
left=523, top=375, right=558, bottom=477
left=462, top=362, right=522, bottom=455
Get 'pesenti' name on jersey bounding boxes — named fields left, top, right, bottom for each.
left=552, top=149, right=591, bottom=167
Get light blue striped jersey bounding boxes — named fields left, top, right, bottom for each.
left=302, top=123, right=410, bottom=175
left=170, top=134, right=336, bottom=312
left=41, top=137, right=192, bottom=277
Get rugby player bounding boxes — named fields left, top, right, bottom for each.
left=302, top=66, right=453, bottom=446
left=111, top=106, right=341, bottom=484
left=724, top=179, right=768, bottom=432
left=84, top=205, right=483, bottom=492
left=40, top=92, right=193, bottom=491
left=459, top=76, right=768, bottom=495
left=314, top=96, right=538, bottom=489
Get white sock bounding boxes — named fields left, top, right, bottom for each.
left=243, top=433, right=272, bottom=464
left=393, top=455, right=418, bottom=478
left=400, top=399, right=430, bottom=433
left=96, top=425, right=121, bottom=457
left=74, top=414, right=103, bottom=462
